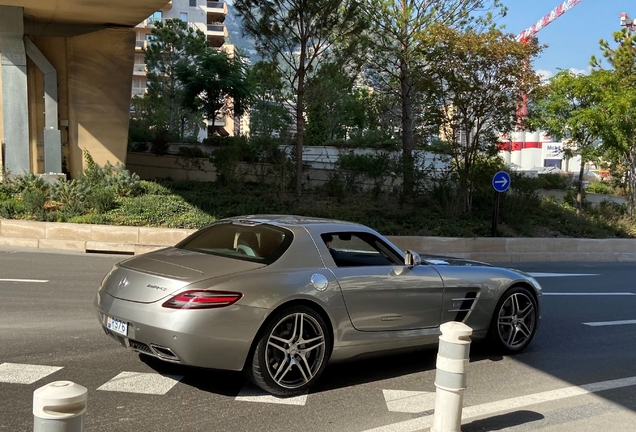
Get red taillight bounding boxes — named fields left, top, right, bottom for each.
left=162, top=290, right=242, bottom=310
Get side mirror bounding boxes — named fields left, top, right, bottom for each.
left=404, top=250, right=421, bottom=267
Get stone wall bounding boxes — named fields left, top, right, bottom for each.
left=1, top=219, right=634, bottom=262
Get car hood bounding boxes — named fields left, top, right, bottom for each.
left=104, top=247, right=266, bottom=303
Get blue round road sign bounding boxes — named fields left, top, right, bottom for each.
left=492, top=171, right=511, bottom=192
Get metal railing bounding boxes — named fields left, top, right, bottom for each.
left=133, top=64, right=147, bottom=73
left=207, top=24, right=225, bottom=32
left=132, top=88, right=146, bottom=97
left=207, top=1, right=224, bottom=8
left=135, top=40, right=146, bottom=48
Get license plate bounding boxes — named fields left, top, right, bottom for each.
left=106, top=316, right=128, bottom=336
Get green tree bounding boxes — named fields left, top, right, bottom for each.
left=305, top=62, right=371, bottom=146
left=233, top=0, right=367, bottom=196
left=145, top=19, right=208, bottom=134
left=425, top=25, right=542, bottom=212
left=178, top=49, right=252, bottom=135
left=529, top=70, right=605, bottom=216
left=360, top=0, right=506, bottom=195
left=591, top=28, right=636, bottom=214
left=247, top=61, right=293, bottom=139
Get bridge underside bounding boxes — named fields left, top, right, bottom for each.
left=0, top=1, right=169, bottom=177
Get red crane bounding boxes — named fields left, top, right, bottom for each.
left=501, top=0, right=584, bottom=167
left=620, top=12, right=635, bottom=30
left=517, top=0, right=583, bottom=43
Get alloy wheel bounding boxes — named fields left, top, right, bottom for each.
left=496, top=292, right=536, bottom=350
left=265, top=312, right=326, bottom=389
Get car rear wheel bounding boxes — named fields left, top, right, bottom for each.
left=248, top=306, right=331, bottom=396
left=489, top=286, right=538, bottom=353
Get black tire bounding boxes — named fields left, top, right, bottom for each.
left=248, top=305, right=331, bottom=396
left=488, top=286, right=538, bottom=354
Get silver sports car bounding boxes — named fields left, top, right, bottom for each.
left=95, top=215, right=542, bottom=396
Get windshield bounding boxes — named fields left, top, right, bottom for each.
left=175, top=222, right=293, bottom=265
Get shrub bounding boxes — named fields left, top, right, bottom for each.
left=76, top=150, right=142, bottom=198
left=0, top=198, right=24, bottom=219
left=22, top=188, right=47, bottom=217
left=141, top=180, right=172, bottom=195
left=336, top=152, right=397, bottom=196
left=586, top=181, right=614, bottom=195
left=150, top=129, right=170, bottom=155
left=537, top=173, right=569, bottom=190
left=51, top=179, right=88, bottom=203
left=88, top=188, right=117, bottom=213
left=104, top=164, right=142, bottom=197
left=13, top=172, right=48, bottom=193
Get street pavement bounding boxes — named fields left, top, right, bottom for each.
left=0, top=247, right=635, bottom=431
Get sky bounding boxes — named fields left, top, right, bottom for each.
left=497, top=0, right=634, bottom=79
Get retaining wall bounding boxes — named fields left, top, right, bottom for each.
left=0, top=220, right=634, bottom=262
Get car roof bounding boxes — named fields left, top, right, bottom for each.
left=222, top=214, right=366, bottom=230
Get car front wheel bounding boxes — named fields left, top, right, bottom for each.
left=489, top=286, right=538, bottom=353
left=248, top=306, right=331, bottom=396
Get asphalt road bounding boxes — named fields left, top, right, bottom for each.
left=1, top=247, right=635, bottom=432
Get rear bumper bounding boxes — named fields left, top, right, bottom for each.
left=94, top=291, right=270, bottom=371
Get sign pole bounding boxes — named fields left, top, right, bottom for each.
left=491, top=171, right=511, bottom=238
left=491, top=190, right=500, bottom=237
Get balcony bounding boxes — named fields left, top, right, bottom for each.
left=206, top=23, right=228, bottom=47
left=135, top=40, right=147, bottom=51
left=147, top=16, right=162, bottom=27
left=132, top=87, right=147, bottom=97
left=206, top=1, right=227, bottom=23
left=136, top=17, right=162, bottom=28
left=133, top=64, right=147, bottom=75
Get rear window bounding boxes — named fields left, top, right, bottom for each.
left=175, top=222, right=293, bottom=264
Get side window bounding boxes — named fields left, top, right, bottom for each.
left=321, top=232, right=401, bottom=267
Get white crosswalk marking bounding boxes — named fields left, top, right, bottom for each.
left=235, top=384, right=308, bottom=405
left=528, top=273, right=599, bottom=278
left=0, top=279, right=48, bottom=283
left=97, top=371, right=183, bottom=395
left=0, top=362, right=63, bottom=384
left=383, top=389, right=436, bottom=413
left=583, top=319, right=636, bottom=327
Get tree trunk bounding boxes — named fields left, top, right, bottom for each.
left=576, top=160, right=585, bottom=216
left=295, top=85, right=305, bottom=197
left=295, top=53, right=307, bottom=197
left=400, top=59, right=414, bottom=196
left=169, top=71, right=176, bottom=133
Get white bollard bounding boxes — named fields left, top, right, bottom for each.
left=33, top=381, right=87, bottom=432
left=431, top=322, right=473, bottom=432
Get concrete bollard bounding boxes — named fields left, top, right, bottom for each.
left=33, top=381, right=87, bottom=432
left=431, top=321, right=473, bottom=432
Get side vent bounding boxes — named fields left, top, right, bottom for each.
left=450, top=292, right=478, bottom=322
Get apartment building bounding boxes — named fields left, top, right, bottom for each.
left=133, top=0, right=236, bottom=137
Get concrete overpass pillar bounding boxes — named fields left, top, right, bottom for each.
left=0, top=6, right=30, bottom=175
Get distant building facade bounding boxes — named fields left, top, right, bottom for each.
left=132, top=0, right=243, bottom=138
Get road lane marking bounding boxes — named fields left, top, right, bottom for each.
left=0, top=278, right=48, bottom=283
left=235, top=384, right=308, bottom=405
left=583, top=320, right=636, bottom=327
left=383, top=389, right=436, bottom=413
left=528, top=273, right=599, bottom=278
left=0, top=363, right=63, bottom=384
left=362, top=375, right=636, bottom=432
left=544, top=293, right=635, bottom=296
left=97, top=371, right=182, bottom=395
